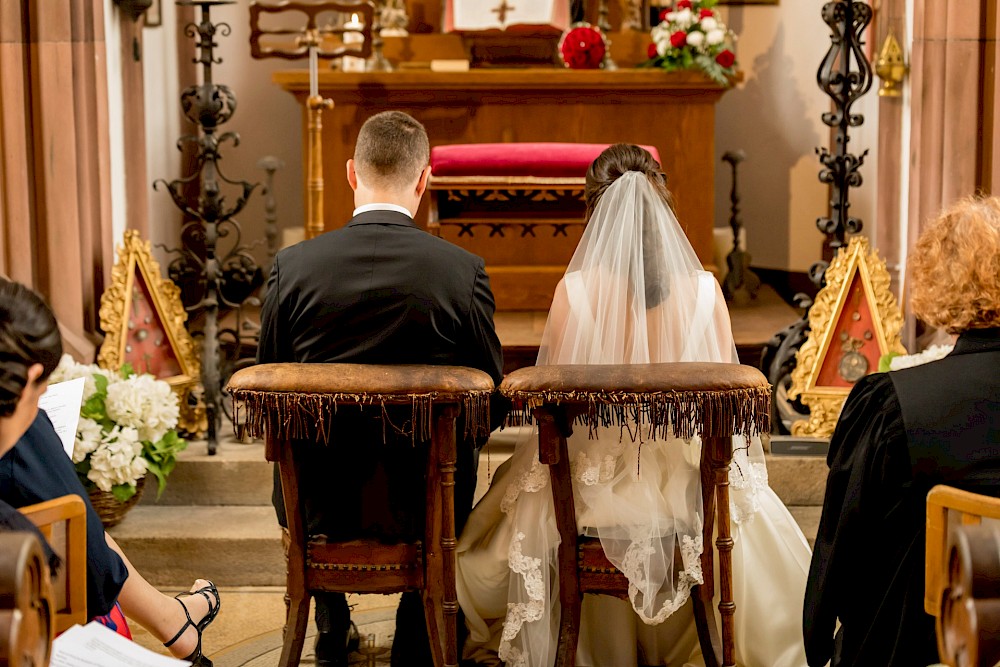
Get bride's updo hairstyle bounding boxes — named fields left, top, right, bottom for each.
left=584, top=143, right=672, bottom=220
left=585, top=143, right=673, bottom=307
left=0, top=279, right=62, bottom=418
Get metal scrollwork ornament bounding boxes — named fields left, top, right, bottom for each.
left=154, top=0, right=263, bottom=454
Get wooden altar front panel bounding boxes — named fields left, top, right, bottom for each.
left=274, top=69, right=731, bottom=272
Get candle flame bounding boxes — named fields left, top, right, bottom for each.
left=351, top=13, right=359, bottom=23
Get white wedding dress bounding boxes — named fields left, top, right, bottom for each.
left=455, top=172, right=811, bottom=667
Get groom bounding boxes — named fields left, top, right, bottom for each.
left=257, top=111, right=505, bottom=666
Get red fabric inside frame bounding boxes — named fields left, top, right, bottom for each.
left=430, top=143, right=663, bottom=177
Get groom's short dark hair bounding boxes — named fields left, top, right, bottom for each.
left=354, top=111, right=429, bottom=191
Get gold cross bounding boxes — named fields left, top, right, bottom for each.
left=492, top=0, right=515, bottom=26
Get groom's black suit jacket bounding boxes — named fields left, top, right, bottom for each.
left=804, top=328, right=1000, bottom=667
left=257, top=209, right=504, bottom=539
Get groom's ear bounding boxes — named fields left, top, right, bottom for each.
left=347, top=159, right=359, bottom=191
left=414, top=165, right=432, bottom=198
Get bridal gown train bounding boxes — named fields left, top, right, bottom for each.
left=456, top=428, right=812, bottom=667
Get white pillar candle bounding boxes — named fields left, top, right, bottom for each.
left=342, top=13, right=365, bottom=72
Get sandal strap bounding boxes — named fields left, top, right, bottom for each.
left=163, top=597, right=195, bottom=649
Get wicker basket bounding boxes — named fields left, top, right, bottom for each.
left=88, top=476, right=146, bottom=528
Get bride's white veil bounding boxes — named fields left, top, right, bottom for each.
left=483, top=162, right=768, bottom=667
left=538, top=170, right=738, bottom=367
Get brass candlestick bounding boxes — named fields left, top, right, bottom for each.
left=367, top=0, right=393, bottom=71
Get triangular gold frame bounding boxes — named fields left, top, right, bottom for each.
left=788, top=235, right=906, bottom=438
left=97, top=230, right=204, bottom=434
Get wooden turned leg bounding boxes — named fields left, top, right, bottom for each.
left=693, top=448, right=722, bottom=667
left=706, top=436, right=737, bottom=667
left=535, top=407, right=581, bottom=667
left=425, top=405, right=460, bottom=667
left=279, top=592, right=311, bottom=667
left=276, top=435, right=310, bottom=667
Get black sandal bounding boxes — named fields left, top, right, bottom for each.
left=180, top=580, right=221, bottom=633
left=163, top=582, right=221, bottom=667
left=163, top=597, right=213, bottom=666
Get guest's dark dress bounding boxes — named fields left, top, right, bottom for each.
left=804, top=328, right=1000, bottom=667
left=0, top=410, right=128, bottom=618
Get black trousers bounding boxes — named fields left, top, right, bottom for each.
left=273, top=408, right=479, bottom=666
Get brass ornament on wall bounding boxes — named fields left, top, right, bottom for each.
left=98, top=230, right=205, bottom=436
left=875, top=30, right=907, bottom=97
left=787, top=236, right=906, bottom=438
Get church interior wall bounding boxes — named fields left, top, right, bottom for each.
left=140, top=1, right=880, bottom=278
left=713, top=2, right=879, bottom=275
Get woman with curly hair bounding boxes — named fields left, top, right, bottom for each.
left=804, top=195, right=1000, bottom=667
left=0, top=277, right=220, bottom=665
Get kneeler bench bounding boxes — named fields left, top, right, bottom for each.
left=227, top=363, right=494, bottom=667
left=428, top=143, right=661, bottom=311
left=499, top=362, right=771, bottom=667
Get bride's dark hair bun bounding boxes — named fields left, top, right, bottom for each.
left=0, top=279, right=62, bottom=418
left=584, top=143, right=672, bottom=221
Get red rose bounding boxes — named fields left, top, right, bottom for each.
left=677, top=0, right=692, bottom=8
left=700, top=8, right=714, bottom=18
left=560, top=26, right=606, bottom=69
left=647, top=42, right=659, bottom=59
left=715, top=49, right=735, bottom=68
left=659, top=7, right=671, bottom=21
left=670, top=30, right=688, bottom=48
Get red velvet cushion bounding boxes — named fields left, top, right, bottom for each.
left=430, top=143, right=663, bottom=178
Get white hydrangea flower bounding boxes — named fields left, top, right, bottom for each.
left=105, top=374, right=179, bottom=443
left=889, top=344, right=954, bottom=371
left=700, top=17, right=719, bottom=32
left=87, top=425, right=145, bottom=491
left=664, top=11, right=677, bottom=23
left=49, top=355, right=113, bottom=401
left=706, top=28, right=726, bottom=46
left=73, top=417, right=104, bottom=464
left=656, top=38, right=670, bottom=57
left=686, top=31, right=705, bottom=48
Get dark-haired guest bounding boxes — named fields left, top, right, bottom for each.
left=804, top=196, right=1000, bottom=667
left=0, top=278, right=220, bottom=664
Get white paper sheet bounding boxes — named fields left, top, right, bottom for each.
left=38, top=378, right=85, bottom=458
left=51, top=622, right=191, bottom=667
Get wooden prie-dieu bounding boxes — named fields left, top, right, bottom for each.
left=499, top=362, right=772, bottom=667
left=227, top=363, right=494, bottom=667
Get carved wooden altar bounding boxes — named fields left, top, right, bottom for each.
left=274, top=68, right=733, bottom=272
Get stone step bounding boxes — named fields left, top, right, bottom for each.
left=108, top=506, right=286, bottom=588
left=147, top=434, right=828, bottom=508
left=142, top=441, right=271, bottom=507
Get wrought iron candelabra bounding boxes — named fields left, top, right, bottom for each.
left=760, top=0, right=873, bottom=433
left=155, top=0, right=260, bottom=454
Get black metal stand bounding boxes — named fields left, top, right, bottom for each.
left=721, top=150, right=760, bottom=305
left=760, top=0, right=873, bottom=433
left=155, top=0, right=260, bottom=454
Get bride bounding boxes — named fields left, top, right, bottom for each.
left=456, top=144, right=811, bottom=667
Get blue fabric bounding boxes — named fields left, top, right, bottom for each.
left=0, top=411, right=128, bottom=618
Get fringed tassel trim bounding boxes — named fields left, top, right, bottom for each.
left=504, top=386, right=770, bottom=440
left=231, top=390, right=493, bottom=443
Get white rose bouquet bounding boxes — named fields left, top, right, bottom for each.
left=645, top=0, right=737, bottom=86
left=49, top=354, right=187, bottom=502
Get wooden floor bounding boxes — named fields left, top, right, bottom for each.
left=495, top=284, right=799, bottom=372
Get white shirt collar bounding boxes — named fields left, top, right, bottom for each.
left=352, top=202, right=413, bottom=218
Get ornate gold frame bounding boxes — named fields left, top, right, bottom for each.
left=98, top=230, right=204, bottom=434
left=788, top=235, right=906, bottom=438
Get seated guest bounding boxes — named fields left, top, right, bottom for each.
left=0, top=278, right=220, bottom=665
left=804, top=195, right=1000, bottom=667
